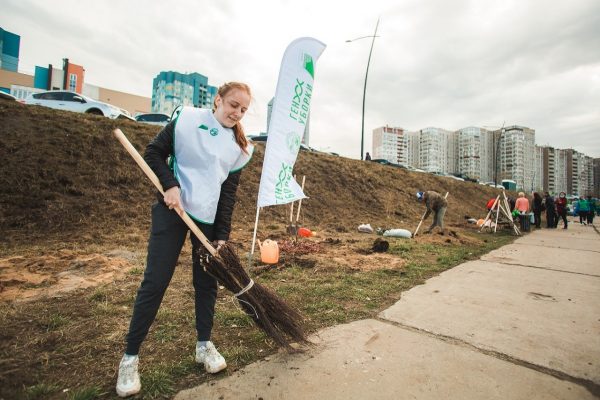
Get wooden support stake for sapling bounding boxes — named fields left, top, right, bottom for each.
left=295, top=176, right=306, bottom=225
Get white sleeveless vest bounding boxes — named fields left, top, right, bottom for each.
left=172, top=107, right=253, bottom=224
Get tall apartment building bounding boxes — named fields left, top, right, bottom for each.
left=0, top=27, right=20, bottom=73
left=496, top=126, right=535, bottom=190
left=577, top=154, right=594, bottom=196
left=456, top=127, right=493, bottom=181
left=536, top=146, right=569, bottom=194
left=566, top=149, right=579, bottom=196
left=534, top=147, right=596, bottom=196
left=594, top=158, right=600, bottom=198
left=151, top=71, right=217, bottom=116
left=372, top=126, right=406, bottom=163
left=418, top=127, right=456, bottom=173
left=533, top=146, right=544, bottom=192
left=405, top=131, right=420, bottom=168
left=555, top=149, right=569, bottom=195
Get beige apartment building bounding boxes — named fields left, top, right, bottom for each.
left=456, top=127, right=493, bottom=181
left=372, top=126, right=407, bottom=164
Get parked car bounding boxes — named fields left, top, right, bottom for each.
left=247, top=135, right=268, bottom=142
left=135, top=113, right=171, bottom=126
left=0, top=91, right=17, bottom=101
left=23, top=90, right=132, bottom=119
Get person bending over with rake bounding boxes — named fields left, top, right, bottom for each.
left=417, top=191, right=448, bottom=234
left=116, top=82, right=254, bottom=398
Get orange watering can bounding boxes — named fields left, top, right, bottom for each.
left=258, top=239, right=279, bottom=264
left=297, top=227, right=312, bottom=238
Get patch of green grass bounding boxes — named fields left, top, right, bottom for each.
left=140, top=367, right=175, bottom=400
left=220, top=343, right=257, bottom=365
left=24, top=383, right=60, bottom=399
left=154, top=321, right=179, bottom=343
left=67, top=385, right=102, bottom=400
left=127, top=266, right=144, bottom=275
left=88, top=288, right=108, bottom=303
left=42, top=313, right=70, bottom=331
left=214, top=308, right=254, bottom=328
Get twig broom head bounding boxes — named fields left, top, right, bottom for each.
left=200, top=243, right=309, bottom=351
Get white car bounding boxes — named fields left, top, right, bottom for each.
left=23, top=90, right=133, bottom=119
left=135, top=113, right=171, bottom=126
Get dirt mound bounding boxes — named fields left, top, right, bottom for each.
left=0, top=99, right=504, bottom=244
left=0, top=249, right=138, bottom=302
left=0, top=99, right=508, bottom=299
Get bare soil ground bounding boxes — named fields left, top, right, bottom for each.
left=0, top=99, right=517, bottom=399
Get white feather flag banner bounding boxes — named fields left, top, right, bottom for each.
left=257, top=37, right=326, bottom=207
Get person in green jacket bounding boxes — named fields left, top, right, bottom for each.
left=577, top=196, right=589, bottom=225
left=586, top=195, right=596, bottom=225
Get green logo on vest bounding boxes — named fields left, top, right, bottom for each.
left=303, top=54, right=314, bottom=78
left=209, top=128, right=219, bottom=136
left=198, top=124, right=209, bottom=130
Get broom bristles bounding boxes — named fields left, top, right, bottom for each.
left=202, top=243, right=309, bottom=350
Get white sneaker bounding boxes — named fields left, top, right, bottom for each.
left=116, top=354, right=141, bottom=398
left=195, top=341, right=227, bottom=373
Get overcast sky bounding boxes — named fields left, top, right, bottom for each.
left=3, top=0, right=600, bottom=158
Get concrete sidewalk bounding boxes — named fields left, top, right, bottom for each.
left=176, top=222, right=600, bottom=400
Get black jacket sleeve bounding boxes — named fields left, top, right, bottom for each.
left=213, top=170, right=242, bottom=241
left=143, top=121, right=180, bottom=192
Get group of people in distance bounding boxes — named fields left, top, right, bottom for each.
left=513, top=191, right=597, bottom=230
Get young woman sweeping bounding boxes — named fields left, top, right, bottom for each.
left=116, top=82, right=254, bottom=397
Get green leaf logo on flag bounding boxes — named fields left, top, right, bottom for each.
left=303, top=54, right=314, bottom=78
left=286, top=131, right=301, bottom=154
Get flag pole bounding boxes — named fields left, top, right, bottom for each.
left=250, top=206, right=261, bottom=256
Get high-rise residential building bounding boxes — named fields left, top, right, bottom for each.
left=371, top=120, right=595, bottom=195
left=496, top=125, right=535, bottom=190
left=151, top=71, right=217, bottom=116
left=0, top=27, right=20, bottom=73
left=456, top=127, right=493, bottom=181
left=534, top=148, right=597, bottom=197
left=594, top=158, right=600, bottom=198
left=536, top=146, right=569, bottom=194
left=533, top=146, right=544, bottom=192
left=419, top=127, right=455, bottom=174
left=566, top=149, right=579, bottom=196
left=405, top=131, right=420, bottom=168
left=372, top=126, right=406, bottom=163
left=555, top=149, right=569, bottom=195
left=577, top=154, right=594, bottom=196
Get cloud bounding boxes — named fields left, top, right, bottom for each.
left=3, top=0, right=600, bottom=158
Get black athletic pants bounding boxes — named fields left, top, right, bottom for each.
left=125, top=202, right=218, bottom=355
left=555, top=209, right=568, bottom=228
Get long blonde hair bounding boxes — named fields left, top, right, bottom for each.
left=213, top=82, right=250, bottom=154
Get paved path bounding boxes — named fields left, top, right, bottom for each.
left=176, top=222, right=600, bottom=400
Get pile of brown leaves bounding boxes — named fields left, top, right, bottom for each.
left=278, top=239, right=322, bottom=256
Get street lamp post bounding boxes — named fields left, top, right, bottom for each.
left=347, top=19, right=380, bottom=160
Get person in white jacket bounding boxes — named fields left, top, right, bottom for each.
left=116, top=82, right=254, bottom=398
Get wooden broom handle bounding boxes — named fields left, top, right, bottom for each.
left=113, top=129, right=217, bottom=256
